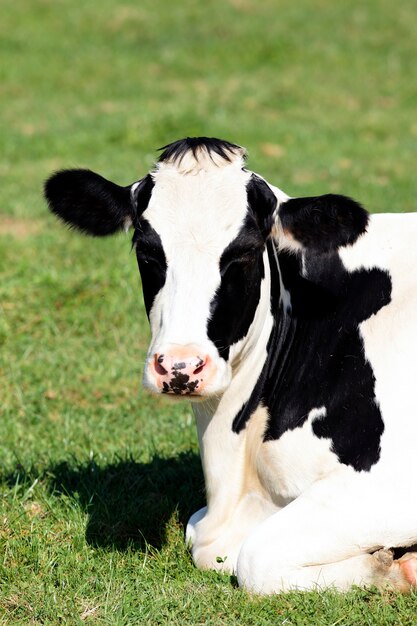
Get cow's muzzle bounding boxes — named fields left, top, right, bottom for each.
left=148, top=345, right=215, bottom=396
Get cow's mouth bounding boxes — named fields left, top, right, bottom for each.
left=161, top=367, right=202, bottom=395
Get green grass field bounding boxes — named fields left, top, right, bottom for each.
left=1, top=0, right=417, bottom=623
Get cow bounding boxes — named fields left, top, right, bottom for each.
left=45, top=137, right=417, bottom=593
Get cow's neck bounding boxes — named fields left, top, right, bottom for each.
left=192, top=239, right=283, bottom=522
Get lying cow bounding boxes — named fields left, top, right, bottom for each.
left=45, top=137, right=417, bottom=593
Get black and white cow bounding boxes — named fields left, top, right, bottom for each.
left=45, top=137, right=417, bottom=593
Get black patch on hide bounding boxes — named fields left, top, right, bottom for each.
left=207, top=214, right=266, bottom=361
left=233, top=246, right=391, bottom=473
left=134, top=218, right=167, bottom=317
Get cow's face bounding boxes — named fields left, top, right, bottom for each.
left=134, top=151, right=277, bottom=397
left=45, top=137, right=368, bottom=400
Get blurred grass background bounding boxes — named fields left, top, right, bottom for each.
left=1, top=0, right=417, bottom=623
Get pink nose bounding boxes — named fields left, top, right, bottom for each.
left=150, top=347, right=213, bottom=395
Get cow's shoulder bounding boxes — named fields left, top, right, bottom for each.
left=256, top=406, right=342, bottom=502
left=261, top=241, right=392, bottom=472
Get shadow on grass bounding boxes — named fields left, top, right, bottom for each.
left=46, top=455, right=417, bottom=559
left=4, top=452, right=205, bottom=552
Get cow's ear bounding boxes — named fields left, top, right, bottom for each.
left=278, top=194, right=368, bottom=252
left=247, top=175, right=278, bottom=238
left=44, top=169, right=153, bottom=236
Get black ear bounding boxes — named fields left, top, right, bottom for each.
left=247, top=175, right=277, bottom=238
left=44, top=169, right=150, bottom=236
left=279, top=194, right=368, bottom=252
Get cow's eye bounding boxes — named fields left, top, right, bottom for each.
left=221, top=251, right=259, bottom=276
left=136, top=248, right=165, bottom=268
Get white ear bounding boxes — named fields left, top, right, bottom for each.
left=130, top=180, right=141, bottom=198
left=130, top=174, right=155, bottom=228
left=125, top=181, right=142, bottom=231
left=264, top=183, right=300, bottom=252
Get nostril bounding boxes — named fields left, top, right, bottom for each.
left=193, top=357, right=206, bottom=376
left=154, top=355, right=168, bottom=376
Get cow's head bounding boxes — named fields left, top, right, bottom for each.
left=45, top=137, right=368, bottom=399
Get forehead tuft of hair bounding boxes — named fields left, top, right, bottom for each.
left=157, top=137, right=247, bottom=173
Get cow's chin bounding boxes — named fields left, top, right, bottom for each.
left=149, top=391, right=212, bottom=403
left=142, top=380, right=231, bottom=401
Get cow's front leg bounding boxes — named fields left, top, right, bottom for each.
left=185, top=506, right=207, bottom=547
left=236, top=471, right=417, bottom=593
left=186, top=493, right=278, bottom=573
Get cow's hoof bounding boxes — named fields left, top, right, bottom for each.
left=397, top=552, right=417, bottom=588
left=373, top=549, right=417, bottom=592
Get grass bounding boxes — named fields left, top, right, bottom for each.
left=1, top=0, right=417, bottom=623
